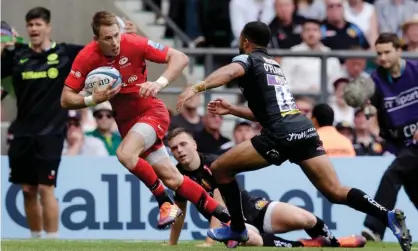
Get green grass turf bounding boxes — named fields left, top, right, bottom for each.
left=1, top=240, right=415, bottom=251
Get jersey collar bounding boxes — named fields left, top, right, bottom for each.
left=28, top=40, right=56, bottom=51
left=386, top=59, right=406, bottom=84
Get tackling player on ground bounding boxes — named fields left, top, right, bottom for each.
left=166, top=127, right=366, bottom=248
left=177, top=21, right=411, bottom=251
left=61, top=11, right=229, bottom=229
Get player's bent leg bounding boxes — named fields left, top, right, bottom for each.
left=146, top=148, right=183, bottom=190
left=211, top=140, right=269, bottom=183
left=116, top=126, right=148, bottom=170
left=208, top=140, right=269, bottom=243
left=38, top=184, right=58, bottom=238
left=117, top=123, right=175, bottom=229
left=265, top=201, right=316, bottom=233
left=299, top=155, right=349, bottom=204
left=149, top=148, right=230, bottom=224
left=22, top=184, right=42, bottom=238
left=299, top=155, right=412, bottom=251
left=241, top=224, right=263, bottom=247
left=262, top=201, right=337, bottom=247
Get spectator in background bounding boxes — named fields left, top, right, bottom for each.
left=344, top=0, right=378, bottom=47
left=169, top=90, right=203, bottom=136
left=2, top=7, right=84, bottom=239
left=312, top=104, right=356, bottom=156
left=375, top=0, right=418, bottom=37
left=269, top=0, right=306, bottom=50
left=295, top=95, right=316, bottom=119
left=86, top=102, right=121, bottom=156
left=1, top=9, right=136, bottom=239
left=220, top=119, right=257, bottom=154
left=336, top=121, right=355, bottom=141
left=62, top=111, right=108, bottom=156
left=295, top=0, right=326, bottom=20
left=165, top=0, right=202, bottom=41
left=197, top=0, right=233, bottom=73
left=195, top=113, right=231, bottom=154
left=229, top=0, right=275, bottom=47
left=401, top=14, right=418, bottom=52
left=352, top=109, right=384, bottom=156
left=321, top=0, right=370, bottom=50
left=197, top=0, right=233, bottom=48
left=280, top=19, right=341, bottom=94
left=329, top=78, right=355, bottom=125
left=340, top=46, right=370, bottom=80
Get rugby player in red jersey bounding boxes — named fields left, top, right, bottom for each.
left=61, top=11, right=230, bottom=229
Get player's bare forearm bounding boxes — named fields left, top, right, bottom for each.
left=169, top=200, right=187, bottom=245
left=201, top=63, right=245, bottom=90
left=162, top=48, right=189, bottom=83
left=230, top=105, right=257, bottom=121
left=61, top=85, right=88, bottom=109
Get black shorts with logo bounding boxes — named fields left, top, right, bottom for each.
left=241, top=191, right=271, bottom=233
left=8, top=134, right=65, bottom=186
left=251, top=125, right=326, bottom=166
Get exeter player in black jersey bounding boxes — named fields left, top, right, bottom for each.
left=176, top=21, right=411, bottom=251
left=166, top=128, right=366, bottom=248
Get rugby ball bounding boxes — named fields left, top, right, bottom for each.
left=343, top=76, right=375, bottom=108
left=84, top=67, right=122, bottom=95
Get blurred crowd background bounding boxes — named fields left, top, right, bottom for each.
left=1, top=0, right=418, bottom=157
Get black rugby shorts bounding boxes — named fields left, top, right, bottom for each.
left=8, top=134, right=64, bottom=186
left=251, top=127, right=326, bottom=166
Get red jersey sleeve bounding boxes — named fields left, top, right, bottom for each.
left=130, top=35, right=169, bottom=63
left=65, top=47, right=93, bottom=92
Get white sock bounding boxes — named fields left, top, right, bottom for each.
left=45, top=232, right=58, bottom=239
left=30, top=231, right=42, bottom=238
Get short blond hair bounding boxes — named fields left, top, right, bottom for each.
left=91, top=11, right=118, bottom=36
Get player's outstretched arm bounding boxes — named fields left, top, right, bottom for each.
left=208, top=98, right=257, bottom=121
left=176, top=62, right=245, bottom=111
left=230, top=105, right=257, bottom=122
left=159, top=48, right=189, bottom=83
left=168, top=200, right=188, bottom=245
left=139, top=47, right=189, bottom=98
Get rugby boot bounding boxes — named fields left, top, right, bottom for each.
left=337, top=235, right=367, bottom=248
left=207, top=225, right=249, bottom=243
left=298, top=236, right=330, bottom=247
left=387, top=209, right=412, bottom=251
left=157, top=202, right=182, bottom=229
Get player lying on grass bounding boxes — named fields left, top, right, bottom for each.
left=166, top=128, right=366, bottom=248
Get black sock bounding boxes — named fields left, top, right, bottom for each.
left=150, top=181, right=173, bottom=207
left=305, top=216, right=339, bottom=246
left=155, top=193, right=173, bottom=207
left=261, top=234, right=303, bottom=247
left=347, top=188, right=388, bottom=225
left=196, top=196, right=231, bottom=223
left=217, top=180, right=246, bottom=232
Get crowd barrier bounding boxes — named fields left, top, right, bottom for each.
left=1, top=156, right=416, bottom=241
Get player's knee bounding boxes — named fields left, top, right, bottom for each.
left=116, top=147, right=140, bottom=170
left=324, top=186, right=348, bottom=204
left=38, top=185, right=54, bottom=199
left=210, top=161, right=233, bottom=182
left=160, top=169, right=183, bottom=190
left=304, top=213, right=318, bottom=229
left=22, top=185, right=38, bottom=201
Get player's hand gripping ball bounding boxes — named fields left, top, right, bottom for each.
left=84, top=67, right=122, bottom=95
left=343, top=76, right=375, bottom=108
left=84, top=67, right=122, bottom=104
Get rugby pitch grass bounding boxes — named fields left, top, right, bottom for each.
left=1, top=239, right=415, bottom=251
